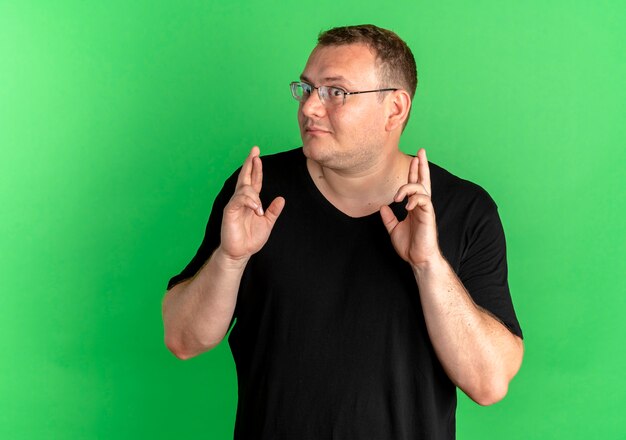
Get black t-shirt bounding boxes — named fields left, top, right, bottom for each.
left=168, top=148, right=523, bottom=440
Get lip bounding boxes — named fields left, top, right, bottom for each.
left=304, top=126, right=331, bottom=135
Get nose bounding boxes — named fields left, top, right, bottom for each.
left=300, top=87, right=327, bottom=119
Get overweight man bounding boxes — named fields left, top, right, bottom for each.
left=162, top=24, right=524, bottom=440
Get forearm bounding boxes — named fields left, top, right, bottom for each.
left=162, top=247, right=247, bottom=359
left=413, top=256, right=524, bottom=405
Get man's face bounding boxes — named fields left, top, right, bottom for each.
left=298, top=43, right=390, bottom=171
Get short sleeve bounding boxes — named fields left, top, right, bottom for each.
left=166, top=172, right=238, bottom=291
left=457, top=196, right=523, bottom=339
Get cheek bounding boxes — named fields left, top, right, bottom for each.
left=343, top=111, right=385, bottom=146
left=334, top=107, right=380, bottom=137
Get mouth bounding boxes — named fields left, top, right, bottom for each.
left=304, top=126, right=331, bottom=135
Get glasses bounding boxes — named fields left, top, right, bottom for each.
left=290, top=81, right=397, bottom=107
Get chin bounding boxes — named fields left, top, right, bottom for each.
left=302, top=140, right=331, bottom=163
left=303, top=142, right=353, bottom=171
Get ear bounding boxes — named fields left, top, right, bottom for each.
left=384, top=90, right=412, bottom=132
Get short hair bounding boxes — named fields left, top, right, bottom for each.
left=317, top=24, right=417, bottom=99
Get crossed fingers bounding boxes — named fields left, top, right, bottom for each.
left=233, top=146, right=264, bottom=216
left=393, top=148, right=432, bottom=211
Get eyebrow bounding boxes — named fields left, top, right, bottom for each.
left=299, top=74, right=354, bottom=86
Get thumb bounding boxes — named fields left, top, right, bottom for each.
left=264, top=197, right=285, bottom=224
left=380, top=205, right=399, bottom=234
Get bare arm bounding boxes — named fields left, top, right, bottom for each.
left=162, top=146, right=285, bottom=360
left=412, top=256, right=523, bottom=405
left=162, top=247, right=247, bottom=359
left=380, top=148, right=523, bottom=405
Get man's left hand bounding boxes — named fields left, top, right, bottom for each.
left=380, top=148, right=442, bottom=271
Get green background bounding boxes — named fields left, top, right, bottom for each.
left=1, top=0, right=624, bottom=438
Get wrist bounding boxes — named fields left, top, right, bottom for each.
left=212, top=247, right=250, bottom=272
left=411, top=252, right=449, bottom=280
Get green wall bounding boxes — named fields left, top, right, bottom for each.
left=1, top=1, right=624, bottom=438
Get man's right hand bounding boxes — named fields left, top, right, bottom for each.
left=219, top=146, right=285, bottom=263
left=163, top=146, right=284, bottom=359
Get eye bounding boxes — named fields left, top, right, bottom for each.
left=328, top=86, right=346, bottom=98
left=300, top=83, right=312, bottom=96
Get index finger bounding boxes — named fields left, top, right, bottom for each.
left=236, top=146, right=260, bottom=188
left=417, top=148, right=431, bottom=195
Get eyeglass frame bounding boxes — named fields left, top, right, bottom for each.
left=290, top=81, right=398, bottom=106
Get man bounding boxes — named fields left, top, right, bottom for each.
left=162, top=24, right=523, bottom=439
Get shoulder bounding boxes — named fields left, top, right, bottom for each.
left=429, top=161, right=499, bottom=215
left=259, top=147, right=304, bottom=172
left=429, top=162, right=509, bottom=277
left=222, top=147, right=304, bottom=188
left=257, top=147, right=305, bottom=201
left=258, top=147, right=305, bottom=187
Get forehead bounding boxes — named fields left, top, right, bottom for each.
left=301, top=43, right=380, bottom=86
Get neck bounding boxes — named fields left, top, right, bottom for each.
left=307, top=148, right=411, bottom=217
